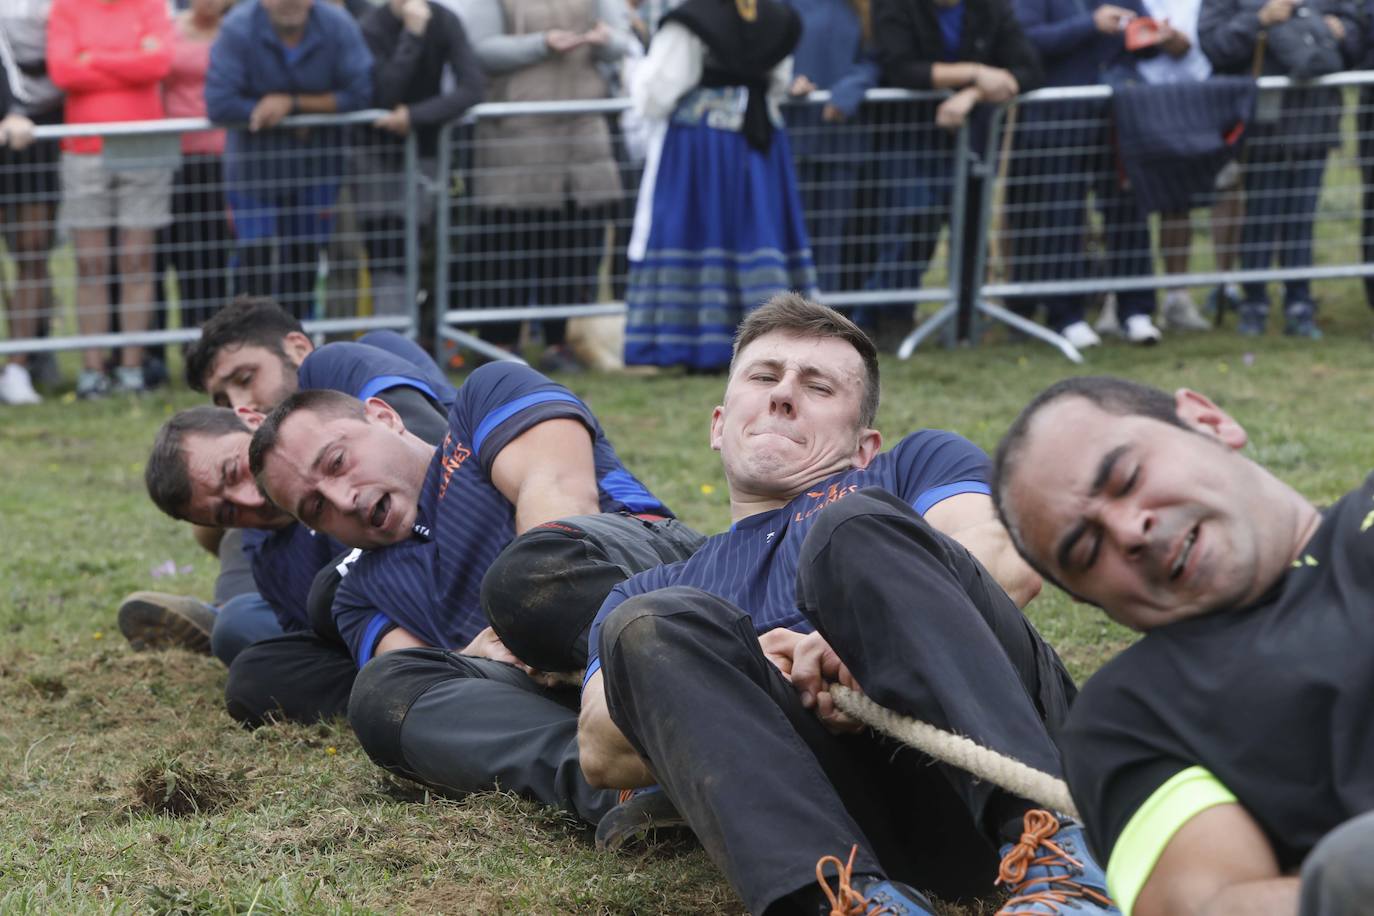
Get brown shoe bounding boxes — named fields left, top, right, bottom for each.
left=117, top=591, right=217, bottom=654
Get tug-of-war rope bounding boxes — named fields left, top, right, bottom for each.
left=829, top=685, right=1080, bottom=820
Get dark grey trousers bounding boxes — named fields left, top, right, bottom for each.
left=600, top=488, right=1076, bottom=914
left=349, top=648, right=618, bottom=823
left=348, top=511, right=704, bottom=824
left=1300, top=811, right=1374, bottom=916
left=481, top=513, right=706, bottom=673
left=225, top=631, right=356, bottom=728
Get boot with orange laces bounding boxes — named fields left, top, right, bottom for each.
left=995, top=810, right=1119, bottom=915
left=813, top=845, right=935, bottom=916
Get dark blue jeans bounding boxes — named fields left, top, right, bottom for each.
left=211, top=592, right=286, bottom=667
left=1239, top=147, right=1328, bottom=307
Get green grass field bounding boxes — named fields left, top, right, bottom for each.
left=2, top=287, right=1373, bottom=913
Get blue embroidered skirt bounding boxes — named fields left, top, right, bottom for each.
left=625, top=89, right=819, bottom=371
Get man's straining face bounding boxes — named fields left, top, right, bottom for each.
left=203, top=335, right=311, bottom=414
left=710, top=331, right=878, bottom=503
left=256, top=402, right=434, bottom=549
left=1002, top=396, right=1302, bottom=631
left=182, top=430, right=293, bottom=530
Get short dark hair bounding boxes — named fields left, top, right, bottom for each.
left=249, top=388, right=367, bottom=482
left=185, top=296, right=305, bottom=392
left=146, top=407, right=253, bottom=521
left=991, top=376, right=1192, bottom=588
left=731, top=292, right=881, bottom=428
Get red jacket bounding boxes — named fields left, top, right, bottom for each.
left=47, top=0, right=174, bottom=154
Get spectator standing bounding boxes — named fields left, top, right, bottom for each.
left=1128, top=0, right=1232, bottom=332
left=459, top=0, right=633, bottom=368
left=0, top=1, right=63, bottom=404
left=623, top=0, right=817, bottom=372
left=1360, top=0, right=1374, bottom=314
left=159, top=0, right=233, bottom=333
left=360, top=0, right=485, bottom=318
left=783, top=0, right=878, bottom=296
left=1199, top=0, right=1361, bottom=337
left=205, top=0, right=373, bottom=320
left=871, top=0, right=1041, bottom=339
left=0, top=3, right=61, bottom=405
left=1009, top=0, right=1165, bottom=348
left=47, top=0, right=174, bottom=397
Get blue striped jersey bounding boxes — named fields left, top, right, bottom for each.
left=297, top=330, right=457, bottom=409
left=242, top=330, right=449, bottom=629
left=239, top=523, right=346, bottom=632
left=583, top=429, right=993, bottom=686
left=332, top=361, right=673, bottom=667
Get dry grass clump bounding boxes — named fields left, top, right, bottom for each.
left=130, top=754, right=244, bottom=816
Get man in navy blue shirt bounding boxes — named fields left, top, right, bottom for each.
left=186, top=296, right=455, bottom=431
left=141, top=406, right=359, bottom=726
left=249, top=362, right=702, bottom=826
left=576, top=295, right=1117, bottom=916
left=136, top=299, right=458, bottom=725
left=205, top=0, right=373, bottom=318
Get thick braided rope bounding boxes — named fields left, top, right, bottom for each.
left=829, top=685, right=1079, bottom=820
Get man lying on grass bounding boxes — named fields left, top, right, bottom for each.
left=137, top=295, right=461, bottom=725
left=992, top=376, right=1374, bottom=916
left=247, top=361, right=702, bottom=830
left=575, top=294, right=1119, bottom=916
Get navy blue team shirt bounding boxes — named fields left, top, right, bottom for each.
left=333, top=362, right=672, bottom=667
left=240, top=525, right=344, bottom=632
left=239, top=330, right=451, bottom=630
left=582, top=430, right=993, bottom=687
left=297, top=330, right=458, bottom=410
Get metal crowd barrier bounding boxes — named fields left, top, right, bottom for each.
left=6, top=76, right=1374, bottom=370
left=0, top=110, right=420, bottom=360
left=432, top=89, right=962, bottom=363
left=963, top=71, right=1374, bottom=362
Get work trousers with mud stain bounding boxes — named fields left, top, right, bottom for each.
left=600, top=488, right=1077, bottom=914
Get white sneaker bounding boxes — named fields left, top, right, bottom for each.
left=0, top=362, right=41, bottom=405
left=1061, top=321, right=1102, bottom=349
left=1162, top=291, right=1211, bottom=331
left=1094, top=293, right=1122, bottom=335
left=1125, top=314, right=1163, bottom=345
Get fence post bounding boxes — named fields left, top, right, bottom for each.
left=403, top=126, right=421, bottom=342
left=433, top=121, right=454, bottom=365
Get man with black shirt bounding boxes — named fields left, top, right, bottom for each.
left=992, top=376, right=1374, bottom=916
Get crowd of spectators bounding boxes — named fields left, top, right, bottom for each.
left=0, top=0, right=1372, bottom=400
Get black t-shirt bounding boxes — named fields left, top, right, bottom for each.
left=1062, top=472, right=1374, bottom=877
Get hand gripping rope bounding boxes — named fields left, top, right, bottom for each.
left=829, top=685, right=1079, bottom=820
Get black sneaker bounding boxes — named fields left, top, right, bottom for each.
left=117, top=591, right=217, bottom=654
left=1283, top=301, right=1322, bottom=339
left=594, top=787, right=690, bottom=851
left=1237, top=300, right=1269, bottom=337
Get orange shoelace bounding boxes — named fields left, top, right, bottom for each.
left=995, top=810, right=1115, bottom=915
left=617, top=788, right=635, bottom=804
left=815, top=845, right=900, bottom=916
